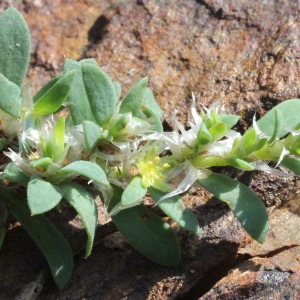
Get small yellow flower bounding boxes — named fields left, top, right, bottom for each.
left=136, top=155, right=170, bottom=188
left=27, top=151, right=40, bottom=161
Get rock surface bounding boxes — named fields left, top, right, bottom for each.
left=1, top=0, right=300, bottom=299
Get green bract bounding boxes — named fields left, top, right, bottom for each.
left=1, top=7, right=300, bottom=291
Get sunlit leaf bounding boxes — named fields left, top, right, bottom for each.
left=29, top=157, right=52, bottom=169
left=42, top=116, right=66, bottom=162
left=0, top=7, right=30, bottom=87
left=140, top=105, right=163, bottom=132
left=220, top=114, right=240, bottom=129
left=209, top=122, right=227, bottom=140
left=82, top=62, right=117, bottom=126
left=33, top=71, right=76, bottom=115
left=254, top=99, right=300, bottom=138
left=109, top=114, right=130, bottom=136
left=121, top=176, right=147, bottom=207
left=268, top=108, right=283, bottom=144
left=120, top=77, right=148, bottom=116
left=113, top=81, right=122, bottom=100
left=33, top=75, right=60, bottom=103
left=143, top=88, right=163, bottom=120
left=198, top=172, right=269, bottom=243
left=63, top=59, right=97, bottom=125
left=83, top=120, right=101, bottom=152
left=240, top=128, right=257, bottom=155
left=149, top=187, right=201, bottom=234
left=227, top=158, right=255, bottom=170
left=58, top=161, right=109, bottom=186
left=27, top=175, right=63, bottom=215
left=197, top=122, right=212, bottom=145
left=0, top=74, right=21, bottom=117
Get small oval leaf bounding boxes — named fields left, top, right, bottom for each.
left=253, top=99, right=300, bottom=138
left=0, top=7, right=30, bottom=87
left=198, top=172, right=269, bottom=243
left=268, top=108, right=283, bottom=144
left=149, top=187, right=201, bottom=234
left=58, top=161, right=109, bottom=186
left=220, top=114, right=240, bottom=129
left=121, top=176, right=147, bottom=207
left=33, top=71, right=76, bottom=115
left=0, top=74, right=21, bottom=117
left=82, top=63, right=117, bottom=126
left=59, top=182, right=98, bottom=257
left=63, top=59, right=97, bottom=125
left=27, top=175, right=63, bottom=215
left=83, top=120, right=101, bottom=152
left=119, top=77, right=148, bottom=116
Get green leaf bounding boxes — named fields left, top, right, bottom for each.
left=113, top=81, right=122, bottom=100
left=198, top=172, right=269, bottom=243
left=109, top=114, right=130, bottom=136
left=121, top=176, right=147, bottom=207
left=63, top=59, right=96, bottom=125
left=209, top=122, right=227, bottom=140
left=4, top=188, right=73, bottom=289
left=0, top=74, right=21, bottom=117
left=33, top=75, right=60, bottom=103
left=83, top=120, right=101, bottom=152
left=281, top=156, right=300, bottom=175
left=33, top=70, right=76, bottom=115
left=197, top=123, right=212, bottom=145
left=220, top=114, right=240, bottom=129
left=143, top=88, right=163, bottom=120
left=227, top=158, right=255, bottom=170
left=110, top=185, right=181, bottom=266
left=255, top=99, right=300, bottom=138
left=0, top=7, right=30, bottom=87
left=3, top=162, right=29, bottom=184
left=119, top=77, right=148, bottom=116
left=27, top=175, right=63, bottom=215
left=268, top=108, right=283, bottom=144
left=149, top=187, right=201, bottom=234
left=82, top=62, right=117, bottom=126
left=29, top=157, right=52, bottom=169
left=140, top=105, right=163, bottom=132
left=42, top=116, right=66, bottom=162
left=59, top=182, right=98, bottom=257
left=240, top=128, right=257, bottom=155
left=58, top=161, right=109, bottom=186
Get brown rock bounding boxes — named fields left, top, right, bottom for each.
left=200, top=247, right=300, bottom=300
left=200, top=196, right=300, bottom=299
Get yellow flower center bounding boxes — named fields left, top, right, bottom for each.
left=137, top=156, right=170, bottom=187
left=27, top=151, right=40, bottom=161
